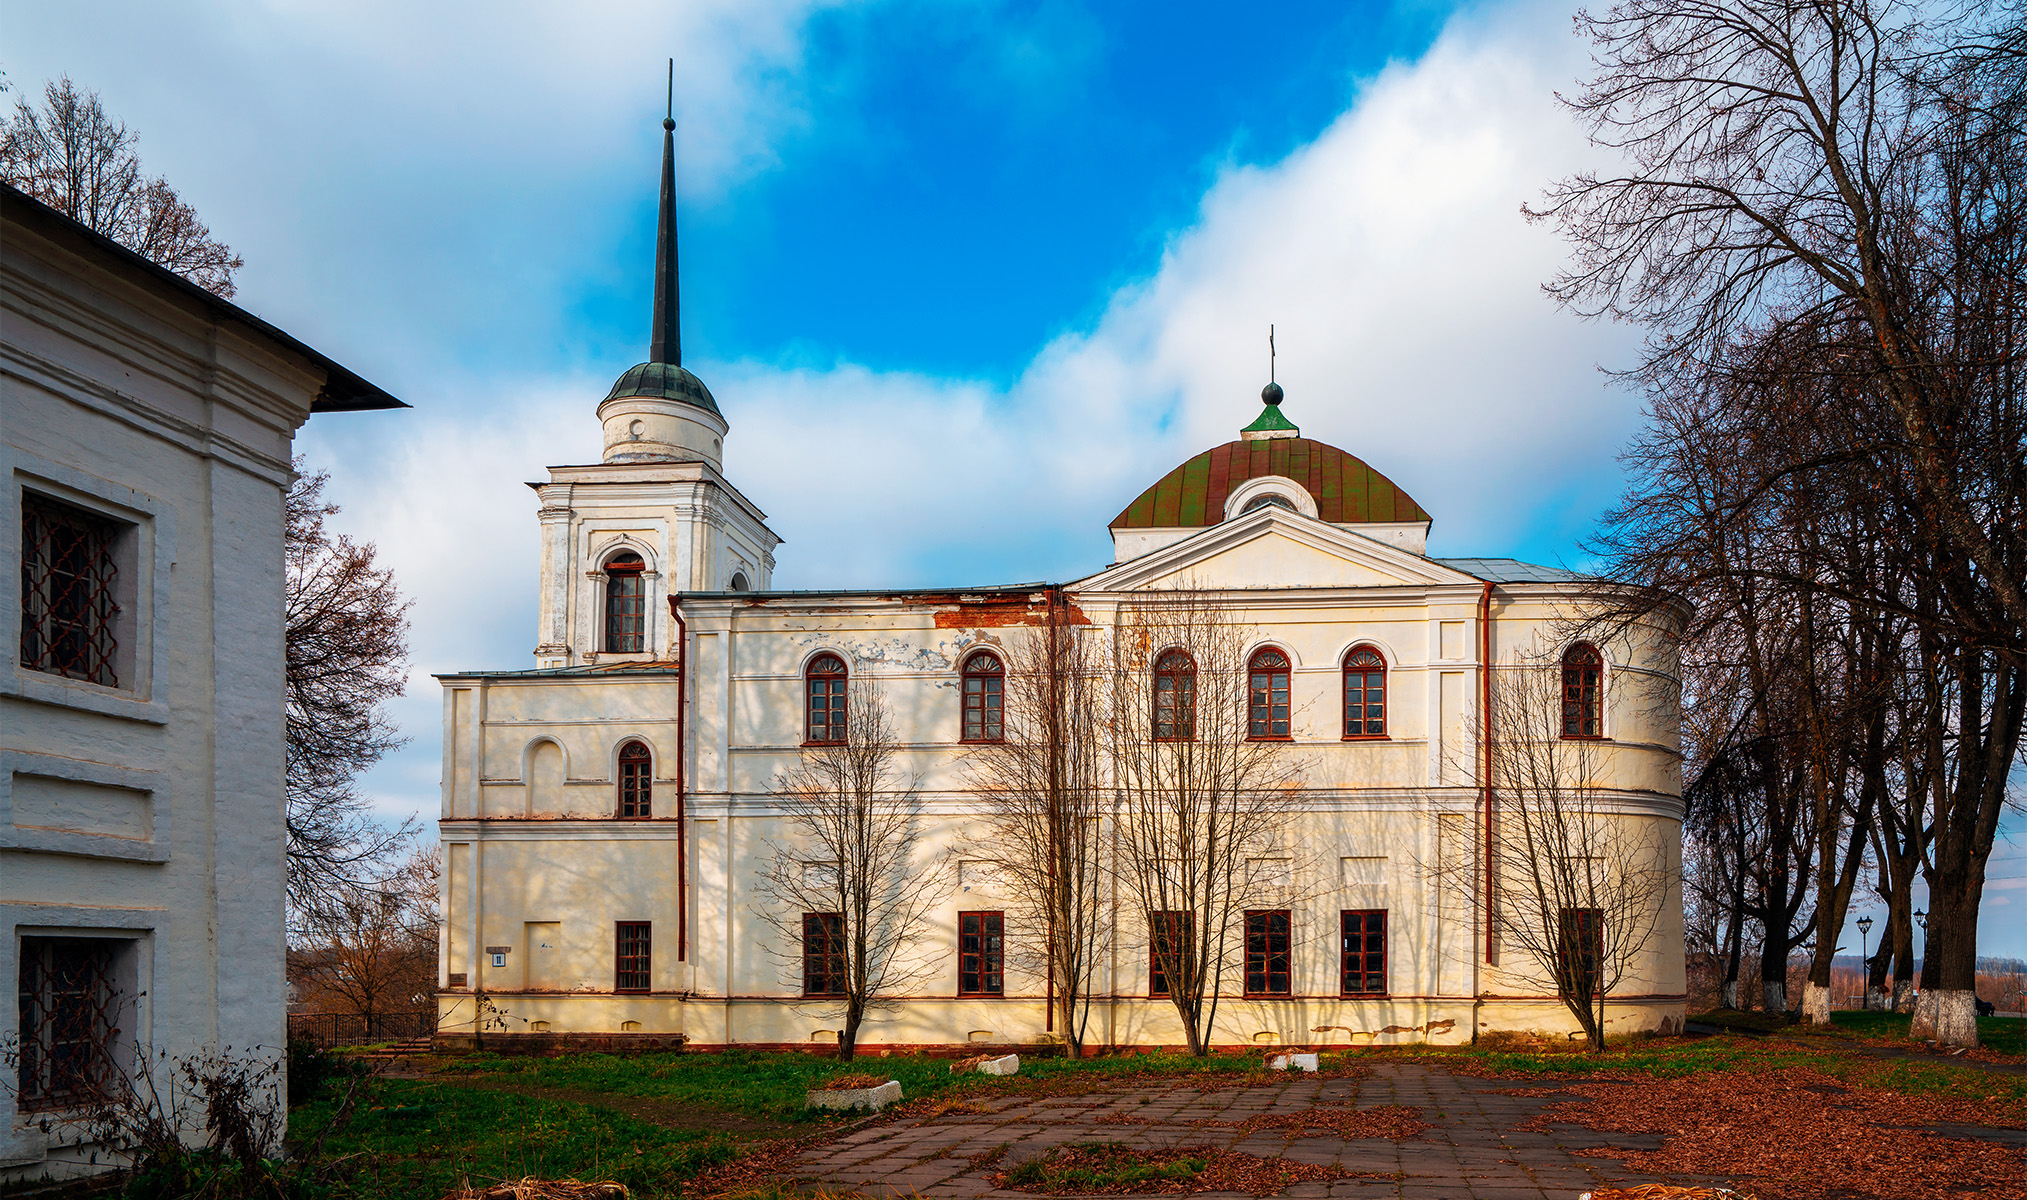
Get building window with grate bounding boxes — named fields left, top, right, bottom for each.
left=1244, top=910, right=1292, bottom=996
left=604, top=552, right=646, bottom=653
left=1343, top=647, right=1387, bottom=738
left=16, top=937, right=122, bottom=1111
left=1558, top=907, right=1604, bottom=998
left=1562, top=643, right=1603, bottom=738
left=20, top=494, right=121, bottom=688
left=1340, top=911, right=1387, bottom=995
left=1148, top=910, right=1193, bottom=997
left=615, top=922, right=652, bottom=992
left=1248, top=647, right=1291, bottom=738
left=958, top=911, right=1004, bottom=996
left=1152, top=649, right=1196, bottom=741
left=803, top=912, right=846, bottom=996
left=805, top=654, right=848, bottom=745
left=617, top=740, right=652, bottom=818
left=961, top=651, right=1004, bottom=743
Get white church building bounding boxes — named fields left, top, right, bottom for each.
left=433, top=115, right=1686, bottom=1054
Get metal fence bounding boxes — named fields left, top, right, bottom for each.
left=287, top=1010, right=436, bottom=1048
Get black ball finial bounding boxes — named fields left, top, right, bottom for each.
left=663, top=117, right=676, bottom=131
left=1262, top=381, right=1285, bottom=406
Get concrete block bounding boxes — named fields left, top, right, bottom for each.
left=1268, top=1052, right=1319, bottom=1072
left=977, top=1053, right=1019, bottom=1075
left=807, top=1079, right=903, bottom=1111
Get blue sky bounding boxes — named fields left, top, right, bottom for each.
left=7, top=0, right=2021, bottom=961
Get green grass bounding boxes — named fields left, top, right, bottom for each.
left=1001, top=1142, right=1208, bottom=1192
left=289, top=1077, right=736, bottom=1200
left=1829, top=1008, right=2027, bottom=1055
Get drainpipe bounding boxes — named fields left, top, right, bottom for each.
left=1479, top=582, right=1495, bottom=965
left=671, top=594, right=689, bottom=962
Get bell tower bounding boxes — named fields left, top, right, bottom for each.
left=529, top=67, right=780, bottom=668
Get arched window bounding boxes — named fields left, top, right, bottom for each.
left=1562, top=643, right=1604, bottom=738
left=961, top=651, right=1004, bottom=743
left=604, top=552, right=646, bottom=653
left=1248, top=647, right=1292, bottom=739
left=1153, top=649, right=1196, bottom=741
left=617, top=740, right=652, bottom=818
left=1343, top=647, right=1387, bottom=738
left=806, top=653, right=848, bottom=745
left=1241, top=493, right=1298, bottom=515
left=728, top=571, right=751, bottom=592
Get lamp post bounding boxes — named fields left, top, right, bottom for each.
left=1857, top=917, right=1874, bottom=1010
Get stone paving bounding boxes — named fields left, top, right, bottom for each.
left=790, top=1063, right=1729, bottom=1199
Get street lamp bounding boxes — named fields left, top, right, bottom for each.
left=1857, top=917, right=1874, bottom=1010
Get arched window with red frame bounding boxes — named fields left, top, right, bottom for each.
left=961, top=650, right=1004, bottom=742
left=806, top=653, right=849, bottom=745
left=1562, top=643, right=1604, bottom=738
left=617, top=740, right=652, bottom=818
left=603, top=552, right=646, bottom=653
left=1343, top=646, right=1387, bottom=738
left=1152, top=648, right=1196, bottom=741
left=1248, top=647, right=1291, bottom=739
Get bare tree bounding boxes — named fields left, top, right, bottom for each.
left=285, top=462, right=415, bottom=928
left=288, top=845, right=439, bottom=1039
left=757, top=679, right=947, bottom=1062
left=959, top=594, right=1109, bottom=1056
left=1481, top=649, right=1673, bottom=1051
left=1, top=76, right=242, bottom=295
left=1106, top=588, right=1305, bottom=1057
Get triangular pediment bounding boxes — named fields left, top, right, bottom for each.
left=1075, top=508, right=1478, bottom=592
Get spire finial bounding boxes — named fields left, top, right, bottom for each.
left=649, top=58, right=680, bottom=365
left=1269, top=323, right=1276, bottom=384
left=1260, top=324, right=1284, bottom=407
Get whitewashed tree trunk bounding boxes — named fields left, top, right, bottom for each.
left=1911, top=989, right=1939, bottom=1039
left=1892, top=980, right=1916, bottom=1012
left=1720, top=979, right=1739, bottom=1009
left=1763, top=980, right=1786, bottom=1014
left=1927, top=990, right=1979, bottom=1047
left=1863, top=986, right=1885, bottom=1011
left=1799, top=980, right=1832, bottom=1024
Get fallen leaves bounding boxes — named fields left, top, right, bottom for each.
left=1231, top=1102, right=1427, bottom=1141
left=1529, top=1066, right=2027, bottom=1200
left=441, top=1180, right=628, bottom=1200
left=992, top=1141, right=1346, bottom=1195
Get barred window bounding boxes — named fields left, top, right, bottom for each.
left=616, top=922, right=652, bottom=992
left=604, top=553, right=646, bottom=653
left=806, top=654, right=848, bottom=745
left=1343, top=647, right=1387, bottom=737
left=20, top=494, right=120, bottom=687
left=958, top=911, right=1004, bottom=996
left=1244, top=910, right=1292, bottom=996
left=803, top=912, right=846, bottom=996
left=1558, top=907, right=1604, bottom=999
left=961, top=651, right=1004, bottom=743
left=1340, top=910, right=1387, bottom=995
left=617, top=740, right=652, bottom=818
left=1562, top=643, right=1603, bottom=738
left=16, top=938, right=120, bottom=1110
left=1248, top=647, right=1291, bottom=738
left=1153, top=649, right=1196, bottom=741
left=1148, top=910, right=1193, bottom=998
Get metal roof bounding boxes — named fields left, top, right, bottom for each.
left=1110, top=438, right=1430, bottom=530
left=1433, top=558, right=1595, bottom=584
left=436, top=662, right=682, bottom=680
left=2, top=183, right=406, bottom=413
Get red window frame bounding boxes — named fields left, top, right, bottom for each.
left=617, top=740, right=652, bottom=818
left=961, top=651, right=1005, bottom=743
left=1248, top=647, right=1292, bottom=739
left=958, top=911, right=1004, bottom=996
left=615, top=921, right=652, bottom=993
left=1340, top=910, right=1388, bottom=995
left=805, top=654, right=848, bottom=745
left=1244, top=910, right=1292, bottom=997
left=1152, top=649, right=1196, bottom=741
left=1561, top=643, right=1604, bottom=739
left=803, top=912, right=846, bottom=996
left=604, top=553, right=647, bottom=653
left=1148, top=910, right=1194, bottom=997
left=1558, top=907, right=1604, bottom=997
left=19, top=494, right=121, bottom=688
left=1343, top=647, right=1387, bottom=739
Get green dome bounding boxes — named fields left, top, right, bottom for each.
left=604, top=361, right=720, bottom=417
left=1110, top=437, right=1429, bottom=529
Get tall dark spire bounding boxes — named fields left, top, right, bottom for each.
left=649, top=59, right=680, bottom=366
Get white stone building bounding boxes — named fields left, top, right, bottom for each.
left=2, top=185, right=402, bottom=1180
left=433, top=124, right=1688, bottom=1053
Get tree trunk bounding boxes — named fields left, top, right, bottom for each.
left=838, top=1002, right=863, bottom=1063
